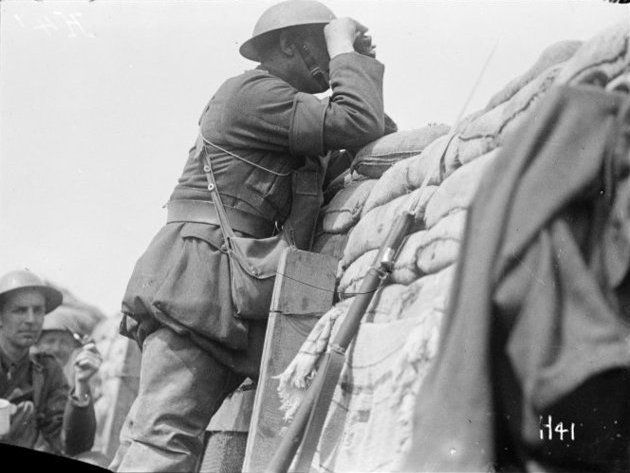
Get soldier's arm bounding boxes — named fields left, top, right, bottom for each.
left=214, top=52, right=387, bottom=158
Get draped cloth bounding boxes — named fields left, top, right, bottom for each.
left=404, top=85, right=630, bottom=472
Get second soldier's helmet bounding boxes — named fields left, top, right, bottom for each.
left=0, top=269, right=63, bottom=314
left=239, top=0, right=336, bottom=61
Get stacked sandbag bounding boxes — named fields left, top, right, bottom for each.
left=314, top=123, right=449, bottom=262
left=351, top=123, right=450, bottom=179
left=314, top=173, right=376, bottom=261
left=279, top=22, right=630, bottom=473
left=555, top=21, right=630, bottom=86
left=484, top=40, right=583, bottom=111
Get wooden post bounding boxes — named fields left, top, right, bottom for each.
left=242, top=248, right=338, bottom=473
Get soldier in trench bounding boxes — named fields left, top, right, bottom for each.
left=111, top=1, right=394, bottom=471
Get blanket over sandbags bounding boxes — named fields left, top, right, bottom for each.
left=276, top=270, right=451, bottom=472
left=320, top=179, right=377, bottom=234
left=351, top=124, right=450, bottom=179
left=313, top=314, right=442, bottom=473
left=364, top=284, right=413, bottom=323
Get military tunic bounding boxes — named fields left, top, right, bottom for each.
left=120, top=52, right=386, bottom=378
left=112, top=51, right=388, bottom=472
left=0, top=349, right=96, bottom=457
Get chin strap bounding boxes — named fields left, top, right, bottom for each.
left=294, top=39, right=329, bottom=91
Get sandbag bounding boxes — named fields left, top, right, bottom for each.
left=362, top=156, right=417, bottom=217
left=398, top=265, right=455, bottom=321
left=408, top=133, right=456, bottom=187
left=452, top=109, right=486, bottom=135
left=338, top=230, right=423, bottom=297
left=420, top=210, right=466, bottom=242
left=321, top=179, right=377, bottom=234
left=362, top=134, right=450, bottom=217
left=361, top=133, right=453, bottom=211
left=339, top=210, right=464, bottom=295
left=445, top=64, right=562, bottom=169
left=323, top=170, right=367, bottom=204
left=424, top=149, right=498, bottom=228
left=485, top=40, right=583, bottom=111
left=555, top=21, right=630, bottom=86
left=415, top=211, right=466, bottom=275
left=416, top=239, right=460, bottom=276
left=341, top=188, right=431, bottom=270
left=352, top=124, right=450, bottom=179
left=312, top=232, right=349, bottom=260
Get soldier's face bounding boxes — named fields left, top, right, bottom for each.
left=37, top=330, right=78, bottom=367
left=0, top=289, right=46, bottom=350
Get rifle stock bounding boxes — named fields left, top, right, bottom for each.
left=266, top=211, right=414, bottom=473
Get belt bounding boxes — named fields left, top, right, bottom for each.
left=166, top=199, right=275, bottom=238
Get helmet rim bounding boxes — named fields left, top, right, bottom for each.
left=0, top=270, right=63, bottom=315
left=240, top=0, right=335, bottom=62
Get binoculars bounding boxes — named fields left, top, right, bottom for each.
left=354, top=34, right=375, bottom=58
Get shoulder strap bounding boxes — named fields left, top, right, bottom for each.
left=201, top=136, right=292, bottom=177
left=201, top=151, right=237, bottom=242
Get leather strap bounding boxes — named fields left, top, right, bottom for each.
left=166, top=199, right=274, bottom=239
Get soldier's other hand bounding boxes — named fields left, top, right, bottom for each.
left=73, top=343, right=102, bottom=382
left=324, top=18, right=369, bottom=59
left=3, top=401, right=35, bottom=439
left=354, top=34, right=376, bottom=58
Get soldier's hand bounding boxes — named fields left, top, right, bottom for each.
left=354, top=33, right=376, bottom=58
left=2, top=401, right=35, bottom=439
left=324, top=18, right=369, bottom=59
left=73, top=342, right=102, bottom=383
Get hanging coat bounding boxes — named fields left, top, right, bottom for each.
left=405, top=85, right=630, bottom=472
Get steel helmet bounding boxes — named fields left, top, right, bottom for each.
left=42, top=307, right=82, bottom=333
left=0, top=270, right=63, bottom=314
left=240, top=0, right=336, bottom=61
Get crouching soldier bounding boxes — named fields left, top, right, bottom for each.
left=0, top=270, right=101, bottom=457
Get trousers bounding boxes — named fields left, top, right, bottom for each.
left=110, top=327, right=245, bottom=472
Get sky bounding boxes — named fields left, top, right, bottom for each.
left=0, top=0, right=627, bottom=316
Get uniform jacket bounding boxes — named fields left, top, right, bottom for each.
left=0, top=351, right=96, bottom=457
left=121, top=52, right=387, bottom=378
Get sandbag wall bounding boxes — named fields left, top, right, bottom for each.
left=296, top=21, right=630, bottom=473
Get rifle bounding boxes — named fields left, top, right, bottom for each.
left=266, top=210, right=414, bottom=473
